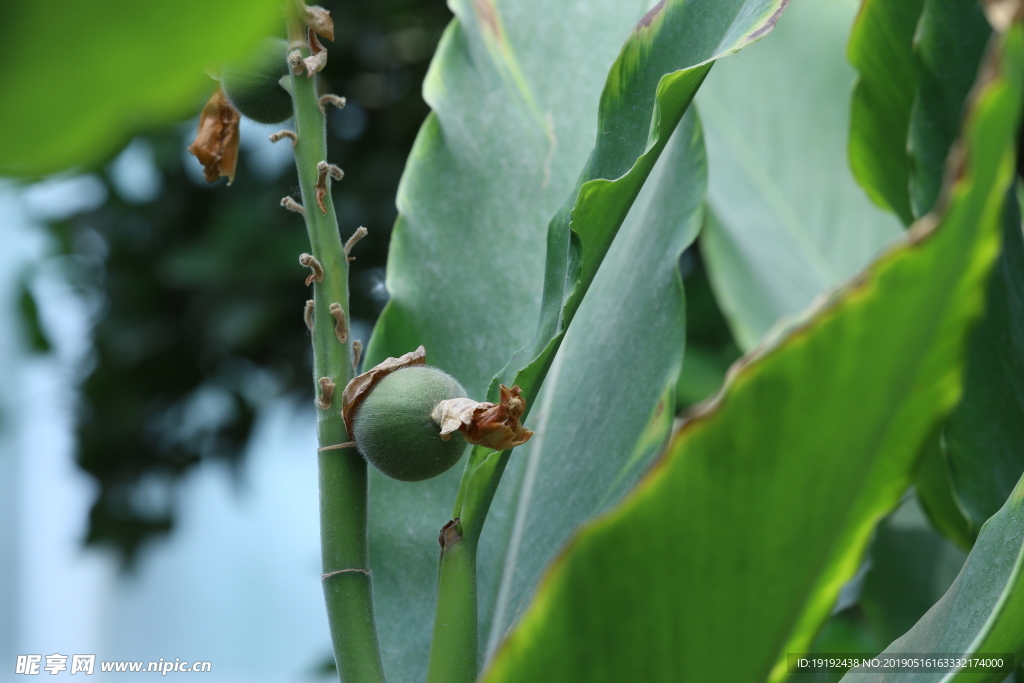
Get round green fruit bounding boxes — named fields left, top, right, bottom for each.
left=352, top=366, right=468, bottom=482
left=221, top=38, right=292, bottom=124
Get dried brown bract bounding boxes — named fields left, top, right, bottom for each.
left=304, top=299, right=315, bottom=331
left=352, top=339, right=363, bottom=369
left=432, top=385, right=533, bottom=451
left=295, top=1, right=335, bottom=41
left=317, top=377, right=336, bottom=410
left=187, top=87, right=240, bottom=185
left=269, top=129, right=298, bottom=146
left=315, top=161, right=330, bottom=213
left=341, top=346, right=427, bottom=434
left=329, top=302, right=348, bottom=343
left=281, top=196, right=305, bottom=216
left=299, top=253, right=324, bottom=285
left=344, top=226, right=367, bottom=255
left=319, top=94, right=346, bottom=114
left=304, top=28, right=328, bottom=76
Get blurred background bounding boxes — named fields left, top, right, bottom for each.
left=0, top=0, right=455, bottom=678
left=0, top=0, right=971, bottom=680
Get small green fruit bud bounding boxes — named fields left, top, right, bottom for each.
left=221, top=38, right=292, bottom=124
left=352, top=366, right=468, bottom=482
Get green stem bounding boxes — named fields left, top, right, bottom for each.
left=286, top=8, right=385, bottom=682
left=427, top=524, right=478, bottom=683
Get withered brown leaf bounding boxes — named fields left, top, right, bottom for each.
left=187, top=87, right=240, bottom=185
left=294, top=1, right=335, bottom=41
left=432, top=385, right=533, bottom=451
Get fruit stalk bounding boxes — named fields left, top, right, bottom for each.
left=285, top=5, right=386, bottom=682
left=426, top=525, right=478, bottom=683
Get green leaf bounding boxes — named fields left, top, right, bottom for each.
left=479, top=110, right=704, bottom=662
left=915, top=431, right=976, bottom=552
left=944, top=195, right=1024, bottom=533
left=699, top=0, right=903, bottom=351
left=903, top=0, right=1024, bottom=538
left=840, top=474, right=1024, bottom=683
left=843, top=0, right=1024, bottom=546
left=909, top=0, right=992, bottom=218
left=454, top=0, right=791, bottom=549
left=859, top=496, right=967, bottom=648
left=847, top=0, right=924, bottom=226
left=481, top=0, right=790, bottom=406
left=363, top=0, right=690, bottom=678
left=366, top=0, right=787, bottom=678
left=0, top=0, right=281, bottom=177
left=481, top=20, right=1024, bottom=682
left=804, top=495, right=966, bottom=681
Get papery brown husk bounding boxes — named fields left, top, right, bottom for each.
left=433, top=385, right=533, bottom=451
left=340, top=345, right=427, bottom=434
left=187, top=87, right=240, bottom=185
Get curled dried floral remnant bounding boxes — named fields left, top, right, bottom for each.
left=299, top=253, right=323, bottom=285
left=303, top=28, right=328, bottom=76
left=341, top=345, right=427, bottom=434
left=188, top=87, right=240, bottom=184
left=317, top=377, right=336, bottom=410
left=294, top=0, right=335, bottom=41
left=329, top=302, right=348, bottom=343
left=432, top=385, right=533, bottom=451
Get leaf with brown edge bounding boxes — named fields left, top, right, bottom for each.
left=481, top=17, right=1024, bottom=681
left=432, top=385, right=533, bottom=450
left=340, top=345, right=426, bottom=434
left=187, top=87, right=240, bottom=185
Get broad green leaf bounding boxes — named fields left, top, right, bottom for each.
left=363, top=0, right=663, bottom=678
left=0, top=0, right=281, bottom=177
left=847, top=0, right=924, bottom=226
left=479, top=0, right=790, bottom=405
left=455, top=0, right=790, bottom=547
left=842, top=0, right=1024, bottom=546
left=903, top=0, right=1024, bottom=537
left=945, top=197, right=1024, bottom=532
left=479, top=111, right=704, bottom=662
left=805, top=496, right=966, bottom=681
left=699, top=0, right=902, bottom=351
left=909, top=0, right=992, bottom=218
left=859, top=497, right=967, bottom=648
left=481, top=20, right=1024, bottom=682
left=365, top=0, right=787, bottom=678
left=840, top=474, right=1024, bottom=683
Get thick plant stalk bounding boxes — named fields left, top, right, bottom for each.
left=426, top=524, right=478, bottom=683
left=285, top=7, right=386, bottom=682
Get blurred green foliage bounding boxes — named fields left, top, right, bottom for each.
left=37, top=0, right=456, bottom=563
left=0, top=0, right=282, bottom=176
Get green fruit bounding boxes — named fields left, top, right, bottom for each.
left=352, top=366, right=468, bottom=482
left=221, top=38, right=292, bottom=124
